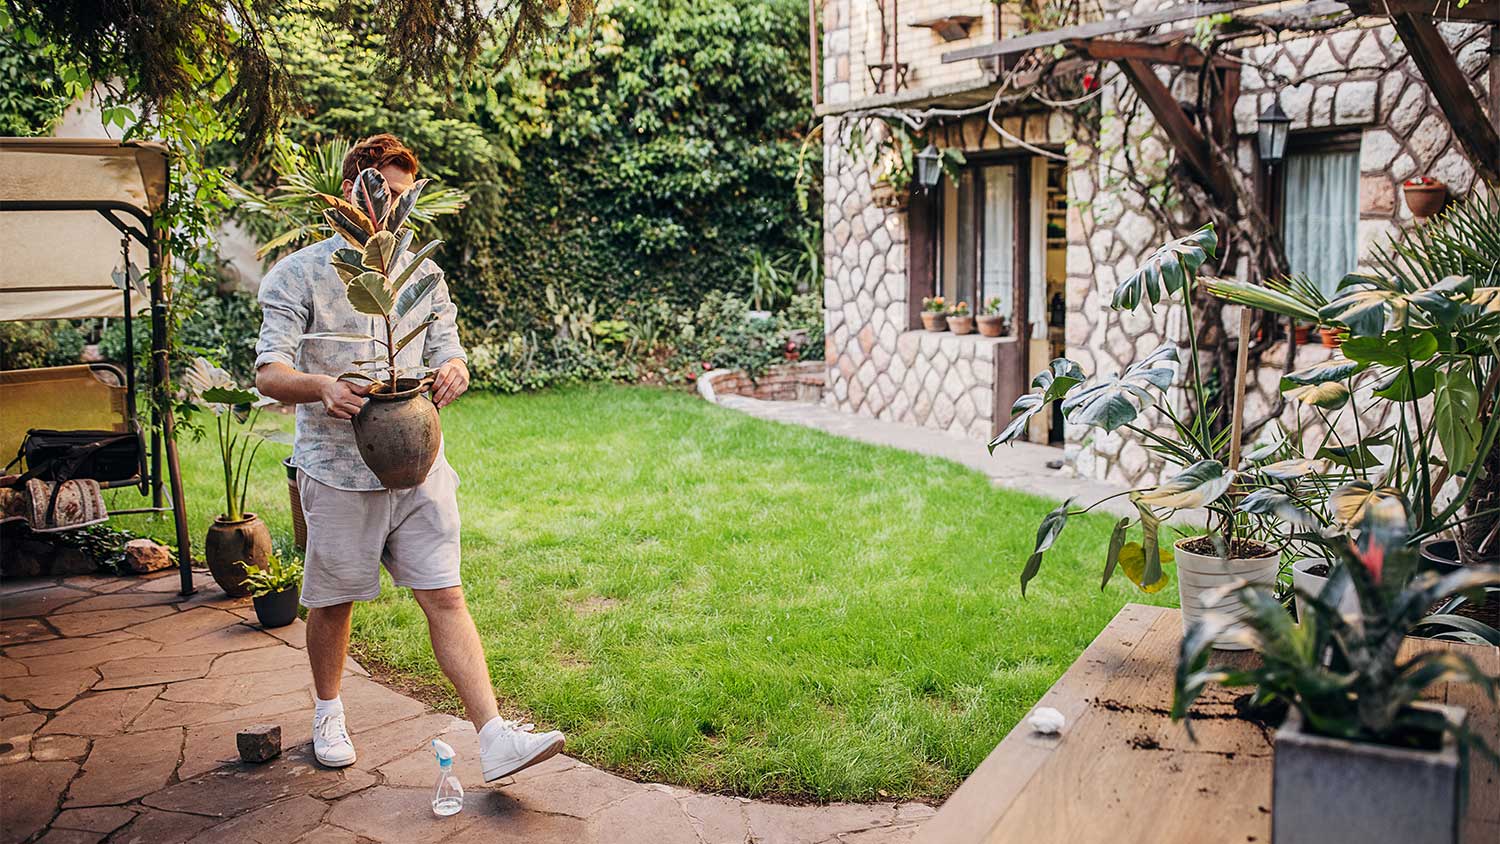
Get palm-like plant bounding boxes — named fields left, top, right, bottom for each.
left=181, top=357, right=274, bottom=522
left=230, top=139, right=467, bottom=260
left=301, top=168, right=445, bottom=396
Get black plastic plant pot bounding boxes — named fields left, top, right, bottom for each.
left=252, top=587, right=300, bottom=628
left=1419, top=539, right=1461, bottom=575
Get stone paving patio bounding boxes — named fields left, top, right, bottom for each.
left=0, top=570, right=933, bottom=843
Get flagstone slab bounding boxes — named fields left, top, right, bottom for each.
left=259, top=617, right=308, bottom=648
left=64, top=727, right=184, bottom=808
left=109, top=808, right=217, bottom=844
left=291, top=824, right=366, bottom=844
left=497, top=762, right=643, bottom=819
left=16, top=635, right=162, bottom=675
left=0, top=712, right=48, bottom=764
left=126, top=606, right=240, bottom=644
left=0, top=586, right=94, bottom=618
left=325, top=785, right=482, bottom=842
left=0, top=578, right=55, bottom=596
left=584, top=788, right=701, bottom=844
left=34, top=827, right=106, bottom=843
left=48, top=606, right=175, bottom=638
left=4, top=629, right=134, bottom=659
left=179, top=714, right=314, bottom=782
left=0, top=760, right=77, bottom=844
left=159, top=666, right=311, bottom=705
left=0, top=617, right=56, bottom=646
left=335, top=676, right=430, bottom=731
left=348, top=712, right=461, bottom=773
left=462, top=789, right=591, bottom=843
left=40, top=686, right=163, bottom=737
left=745, top=801, right=900, bottom=844
left=0, top=700, right=28, bottom=716
left=130, top=572, right=209, bottom=594
left=51, top=806, right=138, bottom=834
left=51, top=591, right=180, bottom=615
left=152, top=622, right=280, bottom=658
left=205, top=642, right=308, bottom=677
left=678, top=792, right=752, bottom=843
left=0, top=654, right=29, bottom=677
left=1, top=669, right=98, bottom=709
left=130, top=687, right=309, bottom=732
left=141, top=748, right=342, bottom=819
left=93, top=653, right=215, bottom=690
left=59, top=575, right=137, bottom=595
left=194, top=795, right=329, bottom=843
left=838, top=822, right=925, bottom=843
left=30, top=735, right=91, bottom=763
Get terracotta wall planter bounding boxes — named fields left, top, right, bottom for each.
left=1273, top=703, right=1466, bottom=844
left=1174, top=537, right=1279, bottom=650
left=205, top=513, right=272, bottom=597
left=1319, top=327, right=1343, bottom=348
left=920, top=312, right=948, bottom=332
left=352, top=378, right=442, bottom=489
left=1403, top=181, right=1447, bottom=218
left=948, top=315, right=974, bottom=335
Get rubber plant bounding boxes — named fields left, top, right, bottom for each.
left=302, top=167, right=444, bottom=396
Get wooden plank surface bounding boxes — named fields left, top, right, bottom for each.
left=918, top=604, right=1500, bottom=844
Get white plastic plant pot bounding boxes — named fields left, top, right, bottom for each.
left=1290, top=557, right=1359, bottom=623
left=1174, top=537, right=1279, bottom=651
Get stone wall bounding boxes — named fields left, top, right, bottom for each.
left=697, top=362, right=826, bottom=404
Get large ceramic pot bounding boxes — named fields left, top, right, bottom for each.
left=1174, top=536, right=1279, bottom=651
left=205, top=513, right=272, bottom=597
left=352, top=378, right=442, bottom=490
left=252, top=586, right=300, bottom=628
left=1272, top=703, right=1466, bottom=844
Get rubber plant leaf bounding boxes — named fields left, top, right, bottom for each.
left=346, top=271, right=394, bottom=317
left=1019, top=499, right=1072, bottom=596
left=351, top=168, right=392, bottom=230
left=318, top=195, right=374, bottom=243
left=1136, top=459, right=1234, bottom=510
left=393, top=313, right=440, bottom=354
left=362, top=230, right=399, bottom=275
left=388, top=240, right=443, bottom=296
left=1100, top=517, right=1132, bottom=590
left=394, top=271, right=440, bottom=320
left=386, top=178, right=432, bottom=232
left=1236, top=488, right=1318, bottom=528
left=300, top=331, right=377, bottom=343
left=1060, top=345, right=1178, bottom=432
left=331, top=260, right=365, bottom=284
left=1112, top=224, right=1217, bottom=311
left=392, top=228, right=414, bottom=262
left=1432, top=367, right=1481, bottom=471
left=332, top=247, right=367, bottom=268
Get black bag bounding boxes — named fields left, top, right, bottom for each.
left=8, top=429, right=143, bottom=484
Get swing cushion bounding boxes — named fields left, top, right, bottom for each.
left=0, top=365, right=132, bottom=472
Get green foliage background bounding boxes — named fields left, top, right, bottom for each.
left=258, top=0, right=819, bottom=340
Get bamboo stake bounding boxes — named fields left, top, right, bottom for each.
left=1227, top=306, right=1254, bottom=471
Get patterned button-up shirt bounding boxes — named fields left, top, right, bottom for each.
left=255, top=236, right=467, bottom=491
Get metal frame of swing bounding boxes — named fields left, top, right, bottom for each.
left=0, top=198, right=196, bottom=596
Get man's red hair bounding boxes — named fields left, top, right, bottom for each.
left=342, top=134, right=419, bottom=183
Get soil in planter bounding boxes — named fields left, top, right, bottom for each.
left=1179, top=535, right=1276, bottom=559
left=1304, top=562, right=1330, bottom=578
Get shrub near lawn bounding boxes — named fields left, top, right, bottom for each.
left=116, top=385, right=1176, bottom=802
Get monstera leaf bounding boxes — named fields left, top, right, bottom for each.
left=1059, top=345, right=1178, bottom=431
left=1341, top=330, right=1438, bottom=367
left=989, top=358, right=1085, bottom=450
left=351, top=168, right=392, bottom=231
left=1433, top=367, right=1481, bottom=470
left=386, top=178, right=432, bottom=232
left=1112, top=224, right=1217, bottom=310
left=1237, top=488, right=1317, bottom=528
left=1136, top=459, right=1234, bottom=510
left=1019, top=499, right=1072, bottom=596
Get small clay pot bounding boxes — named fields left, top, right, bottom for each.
left=1403, top=181, right=1447, bottom=218
left=920, top=311, right=948, bottom=332
left=976, top=314, right=1005, bottom=337
left=252, top=586, right=300, bottom=628
left=352, top=378, right=442, bottom=489
left=1293, top=324, right=1310, bottom=345
left=205, top=513, right=272, bottom=598
left=948, top=315, right=974, bottom=335
left=1319, top=327, right=1343, bottom=348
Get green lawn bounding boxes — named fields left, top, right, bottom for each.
left=114, top=385, right=1176, bottom=802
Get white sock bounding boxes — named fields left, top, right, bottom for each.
left=478, top=716, right=508, bottom=753
left=314, top=695, right=343, bottom=720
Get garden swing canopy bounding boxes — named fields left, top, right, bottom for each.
left=0, top=138, right=166, bottom=321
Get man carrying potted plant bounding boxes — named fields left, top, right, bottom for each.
left=254, top=133, right=565, bottom=780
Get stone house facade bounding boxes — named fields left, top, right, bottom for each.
left=818, top=0, right=1496, bottom=487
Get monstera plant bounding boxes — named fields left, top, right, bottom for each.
left=302, top=167, right=448, bottom=490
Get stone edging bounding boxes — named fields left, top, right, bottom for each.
left=696, top=361, right=825, bottom=404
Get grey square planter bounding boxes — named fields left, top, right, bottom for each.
left=1273, top=703, right=1467, bottom=844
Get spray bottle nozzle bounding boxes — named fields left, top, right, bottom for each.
left=432, top=738, right=456, bottom=767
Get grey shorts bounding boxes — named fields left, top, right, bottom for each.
left=297, top=462, right=462, bottom=607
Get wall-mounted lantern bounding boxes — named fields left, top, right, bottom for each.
left=914, top=143, right=942, bottom=193
left=1256, top=101, right=1291, bottom=165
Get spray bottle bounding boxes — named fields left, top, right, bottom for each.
left=431, top=738, right=464, bottom=816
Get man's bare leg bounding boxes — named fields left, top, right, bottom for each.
left=307, top=603, right=354, bottom=700
left=412, top=586, right=501, bottom=729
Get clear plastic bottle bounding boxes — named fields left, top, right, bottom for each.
left=431, top=738, right=464, bottom=816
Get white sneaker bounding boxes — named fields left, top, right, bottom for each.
left=313, top=709, right=357, bottom=768
left=480, top=719, right=565, bottom=782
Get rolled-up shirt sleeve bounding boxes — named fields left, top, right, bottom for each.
left=421, top=269, right=467, bottom=368
left=255, top=263, right=309, bottom=371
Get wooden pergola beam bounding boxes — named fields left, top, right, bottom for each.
left=1343, top=0, right=1499, bottom=22
left=1066, top=38, right=1236, bottom=69
left=1388, top=12, right=1500, bottom=185
left=1115, top=58, right=1235, bottom=200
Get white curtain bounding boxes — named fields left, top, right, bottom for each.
left=1282, top=150, right=1360, bottom=296
left=980, top=164, right=1014, bottom=314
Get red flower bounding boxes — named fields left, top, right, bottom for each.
left=1082, top=73, right=1098, bottom=92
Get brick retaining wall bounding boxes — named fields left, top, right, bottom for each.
left=697, top=361, right=826, bottom=404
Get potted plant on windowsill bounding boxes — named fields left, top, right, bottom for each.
left=307, top=168, right=446, bottom=489
left=920, top=296, right=948, bottom=332
left=947, top=301, right=974, bottom=335
left=976, top=297, right=1007, bottom=337
left=1174, top=493, right=1500, bottom=844
left=1402, top=176, right=1447, bottom=219
left=241, top=551, right=303, bottom=628
left=182, top=358, right=274, bottom=598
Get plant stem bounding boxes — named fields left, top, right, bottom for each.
left=220, top=413, right=235, bottom=521
left=385, top=315, right=397, bottom=393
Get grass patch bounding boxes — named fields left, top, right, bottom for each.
left=115, top=384, right=1175, bottom=802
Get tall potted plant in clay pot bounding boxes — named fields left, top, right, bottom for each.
left=307, top=168, right=446, bottom=489
left=1175, top=493, right=1500, bottom=844
left=183, top=358, right=274, bottom=597
left=992, top=225, right=1301, bottom=648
